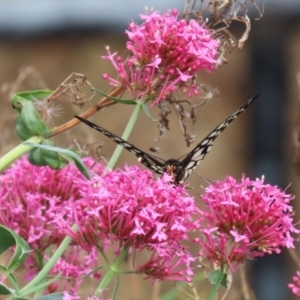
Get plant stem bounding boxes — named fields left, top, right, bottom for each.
left=0, top=136, right=44, bottom=173
left=207, top=268, right=226, bottom=300
left=106, top=101, right=143, bottom=170
left=19, top=225, right=77, bottom=296
left=94, top=246, right=130, bottom=297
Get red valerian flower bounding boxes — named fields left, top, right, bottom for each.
left=0, top=155, right=103, bottom=249
left=0, top=155, right=104, bottom=293
left=288, top=271, right=300, bottom=297
left=56, top=166, right=200, bottom=282
left=102, top=9, right=219, bottom=104
left=194, top=175, right=299, bottom=272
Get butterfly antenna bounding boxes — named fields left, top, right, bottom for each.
left=192, top=171, right=213, bottom=185
left=144, top=152, right=165, bottom=162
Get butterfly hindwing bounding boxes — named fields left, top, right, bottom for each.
left=179, top=95, right=259, bottom=181
left=75, top=116, right=165, bottom=174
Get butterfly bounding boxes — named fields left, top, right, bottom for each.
left=75, top=95, right=258, bottom=184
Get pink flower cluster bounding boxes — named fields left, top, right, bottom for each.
left=194, top=175, right=298, bottom=272
left=55, top=166, right=200, bottom=282
left=0, top=155, right=103, bottom=249
left=0, top=156, right=103, bottom=292
left=1, top=155, right=298, bottom=293
left=102, top=9, right=219, bottom=104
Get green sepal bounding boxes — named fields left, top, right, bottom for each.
left=93, top=88, right=137, bottom=105
left=0, top=225, right=31, bottom=274
left=24, top=142, right=91, bottom=179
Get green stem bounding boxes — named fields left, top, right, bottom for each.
left=19, top=225, right=77, bottom=296
left=106, top=102, right=143, bottom=170
left=95, top=245, right=130, bottom=297
left=0, top=135, right=44, bottom=173
left=207, top=267, right=226, bottom=300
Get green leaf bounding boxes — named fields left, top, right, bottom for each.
left=0, top=281, right=28, bottom=300
left=16, top=115, right=34, bottom=141
left=15, top=101, right=48, bottom=141
left=24, top=142, right=91, bottom=179
left=141, top=103, right=157, bottom=122
left=35, top=292, right=64, bottom=300
left=93, top=88, right=137, bottom=105
left=0, top=282, right=15, bottom=295
left=28, top=140, right=61, bottom=169
left=208, top=270, right=227, bottom=288
left=0, top=266, right=20, bottom=293
left=11, top=90, right=53, bottom=112
left=0, top=225, right=31, bottom=274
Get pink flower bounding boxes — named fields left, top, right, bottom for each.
left=63, top=292, right=80, bottom=300
left=0, top=155, right=103, bottom=249
left=102, top=9, right=219, bottom=104
left=0, top=155, right=104, bottom=292
left=194, top=175, right=299, bottom=272
left=55, top=166, right=200, bottom=282
left=289, top=271, right=300, bottom=297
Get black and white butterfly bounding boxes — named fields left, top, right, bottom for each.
left=75, top=95, right=258, bottom=184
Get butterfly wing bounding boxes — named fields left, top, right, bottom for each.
left=178, top=95, right=259, bottom=181
left=75, top=116, right=165, bottom=174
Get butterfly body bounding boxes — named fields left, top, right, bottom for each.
left=75, top=95, right=258, bottom=184
left=162, top=159, right=185, bottom=183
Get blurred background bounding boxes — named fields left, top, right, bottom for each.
left=0, top=0, right=300, bottom=299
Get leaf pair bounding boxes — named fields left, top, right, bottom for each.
left=10, top=91, right=90, bottom=178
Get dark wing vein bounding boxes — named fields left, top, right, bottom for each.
left=179, top=95, right=259, bottom=181
left=75, top=116, right=165, bottom=174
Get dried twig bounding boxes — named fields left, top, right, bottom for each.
left=183, top=0, right=263, bottom=54
left=45, top=73, right=124, bottom=137
left=293, top=73, right=300, bottom=172
left=240, top=265, right=257, bottom=300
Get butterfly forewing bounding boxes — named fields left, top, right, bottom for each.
left=75, top=95, right=258, bottom=184
left=178, top=95, right=259, bottom=181
left=75, top=116, right=165, bottom=174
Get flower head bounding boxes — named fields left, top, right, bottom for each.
left=289, top=271, right=300, bottom=298
left=102, top=9, right=219, bottom=104
left=194, top=175, right=299, bottom=272
left=0, top=155, right=103, bottom=249
left=0, top=155, right=104, bottom=293
left=56, top=165, right=200, bottom=282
